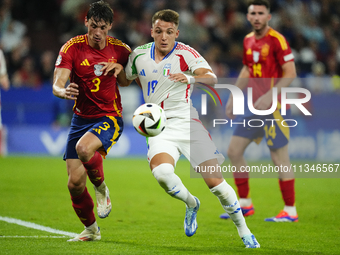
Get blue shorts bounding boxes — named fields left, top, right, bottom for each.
left=63, top=114, right=123, bottom=160
left=233, top=109, right=291, bottom=149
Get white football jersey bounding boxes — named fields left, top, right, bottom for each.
left=125, top=42, right=212, bottom=119
left=0, top=49, right=7, bottom=76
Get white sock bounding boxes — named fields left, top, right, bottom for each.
left=239, top=198, right=252, bottom=207
left=152, top=163, right=196, bottom=208
left=96, top=181, right=106, bottom=193
left=86, top=221, right=98, bottom=232
left=210, top=180, right=251, bottom=237
left=283, top=205, right=297, bottom=216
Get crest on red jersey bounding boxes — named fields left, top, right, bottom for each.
left=94, top=64, right=103, bottom=76
left=108, top=57, right=117, bottom=63
left=261, top=44, right=270, bottom=59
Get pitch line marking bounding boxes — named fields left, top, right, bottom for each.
left=0, top=235, right=67, bottom=238
left=0, top=216, right=77, bottom=238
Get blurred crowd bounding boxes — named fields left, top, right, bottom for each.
left=0, top=0, right=340, bottom=93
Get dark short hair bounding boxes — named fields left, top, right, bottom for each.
left=152, top=9, right=179, bottom=27
left=247, top=0, right=270, bottom=11
left=87, top=0, right=114, bottom=24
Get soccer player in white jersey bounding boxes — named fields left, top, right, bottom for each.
left=0, top=49, right=10, bottom=156
left=123, top=9, right=259, bottom=248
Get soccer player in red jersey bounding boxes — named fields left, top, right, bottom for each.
left=52, top=0, right=131, bottom=241
left=220, top=0, right=298, bottom=222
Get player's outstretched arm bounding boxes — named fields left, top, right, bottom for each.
left=117, top=69, right=134, bottom=87
left=52, top=67, right=78, bottom=100
left=99, top=62, right=123, bottom=77
left=98, top=62, right=133, bottom=87
left=168, top=68, right=217, bottom=86
left=193, top=68, right=218, bottom=85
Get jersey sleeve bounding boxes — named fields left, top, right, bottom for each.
left=188, top=56, right=212, bottom=73
left=242, top=38, right=248, bottom=66
left=116, top=41, right=131, bottom=67
left=0, top=49, right=7, bottom=76
left=181, top=45, right=211, bottom=73
left=55, top=39, right=75, bottom=70
left=273, top=35, right=294, bottom=66
left=125, top=50, right=139, bottom=81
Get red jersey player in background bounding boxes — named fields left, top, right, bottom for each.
left=53, top=0, right=130, bottom=241
left=220, top=0, right=298, bottom=222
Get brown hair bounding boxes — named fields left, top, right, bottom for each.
left=87, top=0, right=114, bottom=24
left=247, top=0, right=270, bottom=11
left=152, top=9, right=179, bottom=27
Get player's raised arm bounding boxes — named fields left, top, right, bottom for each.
left=52, top=67, right=78, bottom=100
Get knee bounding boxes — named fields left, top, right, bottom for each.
left=67, top=176, right=86, bottom=196
left=75, top=142, right=92, bottom=162
left=205, top=178, right=224, bottom=189
left=152, top=163, right=174, bottom=189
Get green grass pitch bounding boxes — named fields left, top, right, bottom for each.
left=0, top=156, right=339, bottom=254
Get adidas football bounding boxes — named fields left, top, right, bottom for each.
left=132, top=103, right=166, bottom=137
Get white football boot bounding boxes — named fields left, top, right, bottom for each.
left=94, top=181, right=112, bottom=218
left=68, top=222, right=101, bottom=242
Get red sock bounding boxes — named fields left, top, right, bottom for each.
left=233, top=171, right=250, bottom=198
left=71, top=187, right=95, bottom=227
left=83, top=151, right=104, bottom=187
left=279, top=179, right=295, bottom=206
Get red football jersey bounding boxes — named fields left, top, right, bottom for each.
left=243, top=27, right=294, bottom=104
left=55, top=34, right=131, bottom=118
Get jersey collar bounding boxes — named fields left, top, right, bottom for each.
left=151, top=42, right=178, bottom=61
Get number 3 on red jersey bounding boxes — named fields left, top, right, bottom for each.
left=91, top=78, right=101, bottom=92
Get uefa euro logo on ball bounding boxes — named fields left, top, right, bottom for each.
left=132, top=103, right=166, bottom=137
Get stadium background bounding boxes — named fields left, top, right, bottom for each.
left=1, top=0, right=340, bottom=161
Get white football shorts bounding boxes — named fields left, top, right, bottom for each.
left=147, top=117, right=224, bottom=167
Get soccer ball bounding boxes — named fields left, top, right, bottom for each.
left=132, top=103, right=166, bottom=137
